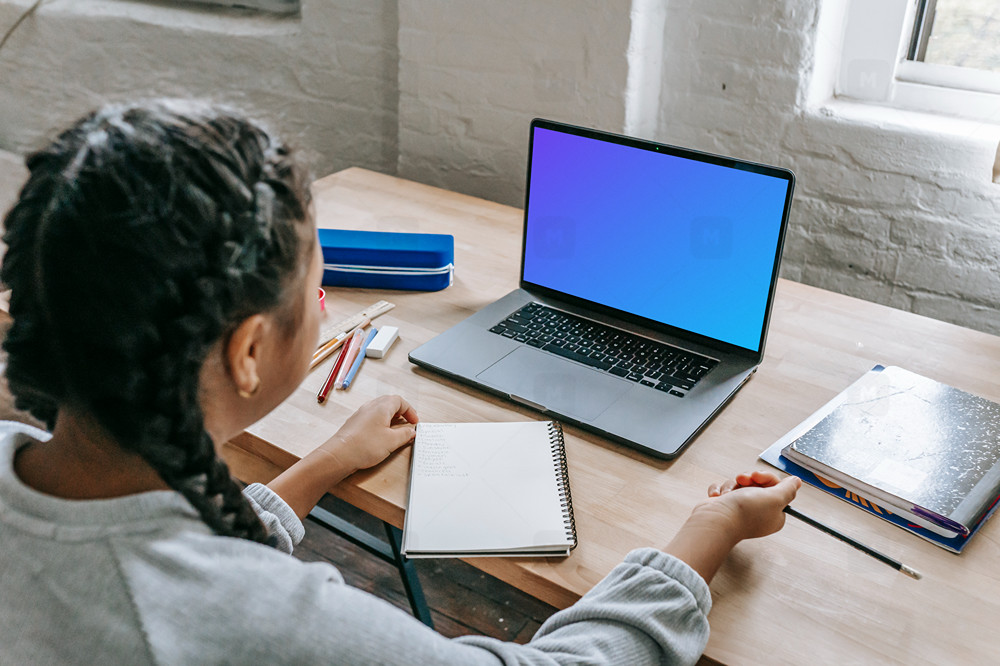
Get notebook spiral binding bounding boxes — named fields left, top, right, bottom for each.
left=547, top=421, right=578, bottom=550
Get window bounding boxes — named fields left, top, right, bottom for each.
left=909, top=0, right=1000, bottom=73
left=835, top=0, right=1000, bottom=123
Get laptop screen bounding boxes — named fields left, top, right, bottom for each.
left=521, top=122, right=793, bottom=354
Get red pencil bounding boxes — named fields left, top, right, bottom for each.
left=317, top=339, right=352, bottom=403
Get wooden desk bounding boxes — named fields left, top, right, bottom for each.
left=223, top=167, right=1000, bottom=665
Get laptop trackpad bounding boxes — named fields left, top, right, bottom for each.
left=476, top=347, right=631, bottom=421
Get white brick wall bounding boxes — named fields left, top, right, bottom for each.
left=0, top=0, right=400, bottom=180
left=1, top=0, right=998, bottom=334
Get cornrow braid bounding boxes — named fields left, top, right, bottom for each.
left=1, top=100, right=312, bottom=544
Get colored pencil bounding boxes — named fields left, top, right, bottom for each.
left=317, top=339, right=352, bottom=404
left=340, top=327, right=379, bottom=390
left=333, top=328, right=367, bottom=390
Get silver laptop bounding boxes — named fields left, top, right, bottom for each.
left=409, top=119, right=795, bottom=458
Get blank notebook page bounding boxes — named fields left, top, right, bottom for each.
left=403, top=421, right=571, bottom=553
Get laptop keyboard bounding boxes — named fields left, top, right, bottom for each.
left=488, top=303, right=718, bottom=397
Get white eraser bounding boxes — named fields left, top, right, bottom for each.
left=365, top=326, right=399, bottom=358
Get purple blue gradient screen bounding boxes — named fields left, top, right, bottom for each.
left=522, top=127, right=790, bottom=352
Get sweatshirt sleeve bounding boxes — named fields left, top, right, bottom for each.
left=241, top=483, right=304, bottom=554
left=455, top=547, right=712, bottom=665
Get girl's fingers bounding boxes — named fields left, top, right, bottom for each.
left=734, top=470, right=780, bottom=489
left=711, top=470, right=792, bottom=496
left=749, top=470, right=780, bottom=487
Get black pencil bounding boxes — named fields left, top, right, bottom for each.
left=783, top=506, right=922, bottom=580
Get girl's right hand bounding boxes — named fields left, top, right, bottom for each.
left=663, top=470, right=800, bottom=584
left=696, top=470, right=801, bottom=542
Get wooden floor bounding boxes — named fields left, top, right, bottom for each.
left=297, top=494, right=558, bottom=643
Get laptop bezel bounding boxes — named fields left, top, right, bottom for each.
left=518, top=118, right=795, bottom=364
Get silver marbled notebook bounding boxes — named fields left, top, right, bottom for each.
left=782, top=365, right=1000, bottom=537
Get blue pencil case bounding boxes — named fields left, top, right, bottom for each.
left=318, top=229, right=455, bottom=292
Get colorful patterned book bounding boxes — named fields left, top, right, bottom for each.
left=760, top=365, right=1000, bottom=553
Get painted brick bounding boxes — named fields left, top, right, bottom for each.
left=903, top=255, right=1000, bottom=305
left=887, top=214, right=956, bottom=260
left=911, top=293, right=1000, bottom=333
left=0, top=0, right=400, bottom=180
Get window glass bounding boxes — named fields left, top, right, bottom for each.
left=921, top=0, right=1000, bottom=73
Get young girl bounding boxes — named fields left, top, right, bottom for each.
left=0, top=100, right=800, bottom=665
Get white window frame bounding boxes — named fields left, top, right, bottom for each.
left=835, top=0, right=1000, bottom=124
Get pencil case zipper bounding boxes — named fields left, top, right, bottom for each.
left=323, top=262, right=454, bottom=278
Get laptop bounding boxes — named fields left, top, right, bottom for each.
left=409, top=119, right=795, bottom=458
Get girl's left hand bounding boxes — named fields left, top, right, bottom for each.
left=319, top=395, right=419, bottom=474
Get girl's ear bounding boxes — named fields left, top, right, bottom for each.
left=225, top=314, right=269, bottom=398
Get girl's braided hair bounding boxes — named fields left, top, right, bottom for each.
left=1, top=100, right=312, bottom=544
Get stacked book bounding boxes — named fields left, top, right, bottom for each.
left=761, top=365, right=1000, bottom=552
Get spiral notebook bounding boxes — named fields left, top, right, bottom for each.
left=401, top=421, right=577, bottom=558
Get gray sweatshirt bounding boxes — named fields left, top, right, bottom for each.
left=0, top=420, right=712, bottom=665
